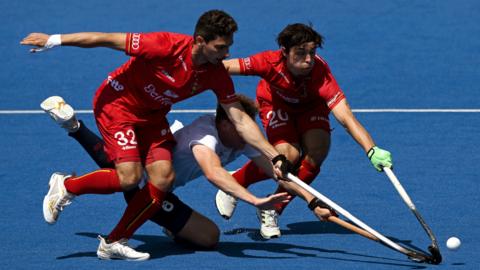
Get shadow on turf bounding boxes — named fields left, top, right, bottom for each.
left=227, top=220, right=428, bottom=253
left=223, top=220, right=358, bottom=239
left=222, top=221, right=429, bottom=268
left=59, top=231, right=428, bottom=268
left=57, top=232, right=197, bottom=260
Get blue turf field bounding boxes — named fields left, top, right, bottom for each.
left=1, top=1, right=479, bottom=269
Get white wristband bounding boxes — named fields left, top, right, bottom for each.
left=45, top=34, right=61, bottom=49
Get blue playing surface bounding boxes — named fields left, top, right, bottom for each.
left=1, top=1, right=479, bottom=269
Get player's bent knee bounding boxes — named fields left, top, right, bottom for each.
left=116, top=167, right=143, bottom=190
left=197, top=224, right=220, bottom=249
left=177, top=211, right=220, bottom=249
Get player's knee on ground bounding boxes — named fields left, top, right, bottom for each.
left=177, top=211, right=220, bottom=249
left=190, top=223, right=220, bottom=249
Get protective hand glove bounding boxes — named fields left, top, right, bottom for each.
left=367, top=146, right=393, bottom=172
left=308, top=198, right=338, bottom=221
left=272, top=154, right=293, bottom=178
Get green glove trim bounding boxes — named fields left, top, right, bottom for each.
left=367, top=146, right=393, bottom=172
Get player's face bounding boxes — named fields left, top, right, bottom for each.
left=202, top=35, right=234, bottom=65
left=284, top=42, right=317, bottom=77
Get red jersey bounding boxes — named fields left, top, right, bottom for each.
left=238, top=50, right=344, bottom=112
left=96, top=32, right=237, bottom=119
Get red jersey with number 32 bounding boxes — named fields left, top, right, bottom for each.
left=238, top=50, right=344, bottom=112
left=97, top=32, right=237, bottom=119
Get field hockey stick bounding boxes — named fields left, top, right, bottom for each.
left=286, top=173, right=437, bottom=264
left=327, top=215, right=378, bottom=241
left=383, top=167, right=442, bottom=264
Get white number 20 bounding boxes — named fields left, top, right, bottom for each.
left=267, top=109, right=289, bottom=127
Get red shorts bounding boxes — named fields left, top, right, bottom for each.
left=257, top=97, right=332, bottom=146
left=93, top=81, right=175, bottom=165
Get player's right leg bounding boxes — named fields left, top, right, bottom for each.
left=42, top=118, right=143, bottom=225
left=41, top=96, right=113, bottom=168
left=43, top=172, right=75, bottom=224
left=257, top=208, right=281, bottom=239
left=256, top=103, right=302, bottom=239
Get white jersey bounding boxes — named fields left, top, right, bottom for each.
left=171, top=115, right=260, bottom=189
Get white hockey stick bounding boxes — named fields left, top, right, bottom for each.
left=383, top=167, right=442, bottom=263
left=285, top=173, right=436, bottom=263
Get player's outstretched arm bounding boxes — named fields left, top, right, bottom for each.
left=20, top=32, right=126, bottom=53
left=192, top=144, right=290, bottom=209
left=222, top=58, right=242, bottom=75
left=331, top=99, right=392, bottom=171
left=249, top=155, right=335, bottom=220
left=220, top=101, right=290, bottom=178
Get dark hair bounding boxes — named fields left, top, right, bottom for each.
left=216, top=94, right=258, bottom=123
left=276, top=23, right=324, bottom=52
left=194, top=10, right=238, bottom=42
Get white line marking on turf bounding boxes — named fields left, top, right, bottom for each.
left=1, top=109, right=480, bottom=114
left=0, top=109, right=216, bottom=114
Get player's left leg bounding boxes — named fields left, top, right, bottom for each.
left=106, top=159, right=174, bottom=242
left=101, top=121, right=176, bottom=260
left=272, top=106, right=332, bottom=214
left=127, top=191, right=220, bottom=249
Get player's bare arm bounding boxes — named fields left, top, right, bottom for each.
left=192, top=144, right=289, bottom=209
left=220, top=101, right=280, bottom=161
left=250, top=155, right=333, bottom=220
left=331, top=99, right=375, bottom=152
left=332, top=99, right=392, bottom=171
left=21, top=32, right=126, bottom=52
left=222, top=58, right=242, bottom=74
left=221, top=101, right=292, bottom=178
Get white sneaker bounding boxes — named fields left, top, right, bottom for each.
left=40, top=96, right=80, bottom=133
left=43, top=172, right=75, bottom=224
left=215, top=190, right=237, bottom=220
left=257, top=209, right=281, bottom=239
left=97, top=235, right=150, bottom=261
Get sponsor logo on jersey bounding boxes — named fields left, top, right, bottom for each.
left=131, top=33, right=141, bottom=50
left=143, top=84, right=173, bottom=105
left=243, top=57, right=252, bottom=70
left=310, top=116, right=329, bottom=123
left=107, top=76, right=124, bottom=91
left=272, top=86, right=299, bottom=103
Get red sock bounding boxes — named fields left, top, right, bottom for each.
left=108, top=182, right=165, bottom=242
left=274, top=159, right=320, bottom=214
left=64, top=168, right=123, bottom=195
left=232, top=160, right=270, bottom=187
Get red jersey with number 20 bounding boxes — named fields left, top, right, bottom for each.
left=238, top=50, right=344, bottom=113
left=94, top=32, right=237, bottom=121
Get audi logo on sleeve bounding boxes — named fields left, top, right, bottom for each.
left=130, top=33, right=141, bottom=51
